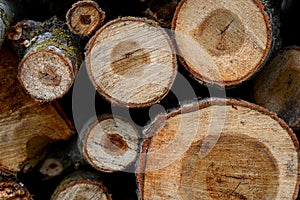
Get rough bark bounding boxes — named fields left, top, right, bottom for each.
left=0, top=0, right=14, bottom=47
left=78, top=115, right=140, bottom=172
left=7, top=17, right=82, bottom=101
left=85, top=16, right=177, bottom=108
left=171, top=0, right=281, bottom=87
left=66, top=0, right=105, bottom=37
left=51, top=171, right=112, bottom=200
left=38, top=136, right=84, bottom=180
left=0, top=47, right=73, bottom=175
left=0, top=179, right=32, bottom=200
left=254, top=47, right=300, bottom=130
left=137, top=98, right=299, bottom=199
left=142, top=0, right=180, bottom=28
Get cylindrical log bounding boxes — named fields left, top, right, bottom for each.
left=142, top=0, right=180, bottom=28
left=0, top=180, right=32, bottom=200
left=0, top=47, right=73, bottom=175
left=86, top=17, right=177, bottom=108
left=172, top=0, right=281, bottom=87
left=8, top=17, right=82, bottom=101
left=253, top=47, right=300, bottom=130
left=51, top=171, right=112, bottom=200
left=137, top=98, right=299, bottom=199
left=0, top=0, right=14, bottom=47
left=66, top=0, right=105, bottom=37
left=79, top=116, right=140, bottom=172
left=38, top=136, right=84, bottom=179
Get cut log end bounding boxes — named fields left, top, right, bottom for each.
left=137, top=99, right=299, bottom=199
left=19, top=50, right=74, bottom=101
left=53, top=182, right=110, bottom=200
left=81, top=116, right=140, bottom=172
left=39, top=158, right=64, bottom=178
left=51, top=171, right=112, bottom=200
left=86, top=17, right=177, bottom=108
left=66, top=1, right=105, bottom=37
left=0, top=47, right=72, bottom=174
left=0, top=181, right=33, bottom=200
left=254, top=47, right=300, bottom=130
left=172, top=0, right=272, bottom=86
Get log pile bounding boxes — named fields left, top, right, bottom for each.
left=0, top=0, right=299, bottom=199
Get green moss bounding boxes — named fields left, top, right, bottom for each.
left=24, top=18, right=82, bottom=72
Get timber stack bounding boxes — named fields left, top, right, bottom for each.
left=0, top=0, right=299, bottom=199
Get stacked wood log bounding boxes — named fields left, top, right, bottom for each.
left=0, top=0, right=299, bottom=199
left=254, top=47, right=300, bottom=130
left=0, top=47, right=73, bottom=175
left=85, top=16, right=177, bottom=108
left=51, top=171, right=111, bottom=200
left=137, top=99, right=299, bottom=199
left=78, top=115, right=140, bottom=172
left=0, top=177, right=33, bottom=200
left=172, top=0, right=281, bottom=86
left=38, top=115, right=140, bottom=179
left=66, top=0, right=105, bottom=37
left=7, top=17, right=82, bottom=102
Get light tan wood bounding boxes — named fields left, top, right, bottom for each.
left=66, top=0, right=105, bottom=37
left=86, top=17, right=177, bottom=108
left=79, top=116, right=140, bottom=172
left=137, top=99, right=299, bottom=199
left=51, top=171, right=111, bottom=200
left=254, top=47, right=300, bottom=130
left=0, top=180, right=32, bottom=200
left=172, top=0, right=272, bottom=86
left=0, top=47, right=72, bottom=175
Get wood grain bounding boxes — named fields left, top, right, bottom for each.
left=86, top=17, right=177, bottom=108
left=172, top=0, right=276, bottom=86
left=0, top=47, right=72, bottom=175
left=254, top=47, right=300, bottom=130
left=137, top=99, right=299, bottom=199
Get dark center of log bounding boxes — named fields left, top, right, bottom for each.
left=101, top=134, right=129, bottom=156
left=80, top=15, right=92, bottom=25
left=179, top=133, right=279, bottom=199
left=49, top=163, right=58, bottom=169
left=194, top=9, right=245, bottom=56
left=110, top=40, right=151, bottom=77
left=39, top=65, right=62, bottom=86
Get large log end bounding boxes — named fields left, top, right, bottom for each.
left=137, top=99, right=299, bottom=199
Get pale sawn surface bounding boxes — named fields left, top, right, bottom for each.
left=173, top=0, right=270, bottom=85
left=141, top=102, right=298, bottom=199
left=83, top=117, right=140, bottom=172
left=0, top=47, right=72, bottom=174
left=87, top=17, right=177, bottom=107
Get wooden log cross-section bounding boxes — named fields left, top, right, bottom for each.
left=254, top=47, right=300, bottom=130
left=0, top=47, right=72, bottom=175
left=66, top=0, right=105, bottom=37
left=172, top=0, right=281, bottom=86
left=137, top=99, right=299, bottom=199
left=8, top=17, right=82, bottom=101
left=51, top=171, right=112, bottom=200
left=78, top=116, right=140, bottom=172
left=38, top=115, right=140, bottom=178
left=86, top=17, right=177, bottom=108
